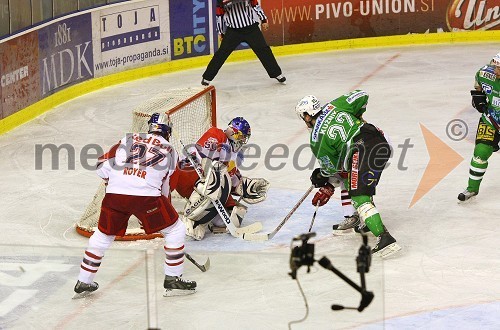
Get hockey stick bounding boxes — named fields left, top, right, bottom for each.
left=242, top=185, right=314, bottom=241
left=308, top=201, right=320, bottom=232
left=175, top=137, right=260, bottom=237
left=185, top=253, right=210, bottom=272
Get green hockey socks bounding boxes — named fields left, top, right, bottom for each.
left=352, top=195, right=384, bottom=236
left=467, top=143, right=493, bottom=192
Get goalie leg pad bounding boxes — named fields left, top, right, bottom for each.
left=181, top=194, right=211, bottom=241
left=184, top=190, right=214, bottom=224
left=185, top=174, right=231, bottom=223
left=181, top=215, right=209, bottom=240
left=211, top=202, right=247, bottom=230
left=235, top=177, right=270, bottom=204
left=184, top=192, right=210, bottom=220
left=230, top=204, right=247, bottom=227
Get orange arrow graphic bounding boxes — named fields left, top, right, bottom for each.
left=409, top=124, right=464, bottom=208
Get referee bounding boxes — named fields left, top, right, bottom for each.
left=202, top=0, right=286, bottom=85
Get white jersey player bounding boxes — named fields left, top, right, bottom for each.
left=74, top=113, right=196, bottom=298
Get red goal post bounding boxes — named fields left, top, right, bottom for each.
left=76, top=86, right=217, bottom=240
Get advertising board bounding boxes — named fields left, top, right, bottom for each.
left=92, top=0, right=170, bottom=77
left=38, top=14, right=94, bottom=97
left=261, top=0, right=499, bottom=46
left=0, top=32, right=40, bottom=119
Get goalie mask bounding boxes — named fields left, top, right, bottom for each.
left=226, top=117, right=251, bottom=152
left=148, top=112, right=172, bottom=140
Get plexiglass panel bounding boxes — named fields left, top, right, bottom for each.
left=0, top=244, right=151, bottom=328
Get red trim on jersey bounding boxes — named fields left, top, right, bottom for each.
left=98, top=142, right=120, bottom=162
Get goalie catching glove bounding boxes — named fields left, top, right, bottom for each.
left=312, top=183, right=335, bottom=206
left=234, top=177, right=270, bottom=204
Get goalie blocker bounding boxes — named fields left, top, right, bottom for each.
left=175, top=159, right=269, bottom=240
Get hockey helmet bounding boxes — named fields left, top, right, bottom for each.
left=490, top=53, right=500, bottom=68
left=295, top=95, right=322, bottom=120
left=227, top=117, right=251, bottom=151
left=148, top=112, right=172, bottom=139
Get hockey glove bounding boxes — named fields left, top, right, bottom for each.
left=312, top=183, right=335, bottom=206
left=471, top=90, right=487, bottom=113
left=310, top=168, right=329, bottom=188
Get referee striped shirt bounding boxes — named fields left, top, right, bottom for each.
left=216, top=0, right=267, bottom=34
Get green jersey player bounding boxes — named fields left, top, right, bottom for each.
left=295, top=90, right=401, bottom=258
left=458, top=53, right=500, bottom=201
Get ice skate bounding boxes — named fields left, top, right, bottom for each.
left=354, top=221, right=372, bottom=235
left=332, top=213, right=360, bottom=235
left=457, top=189, right=478, bottom=202
left=372, top=231, right=401, bottom=258
left=73, top=280, right=99, bottom=299
left=163, top=275, right=197, bottom=297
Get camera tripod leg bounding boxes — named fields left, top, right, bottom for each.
left=318, top=257, right=363, bottom=294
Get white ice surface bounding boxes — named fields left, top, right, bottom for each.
left=1, top=43, right=499, bottom=329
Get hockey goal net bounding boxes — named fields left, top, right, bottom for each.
left=76, top=86, right=216, bottom=240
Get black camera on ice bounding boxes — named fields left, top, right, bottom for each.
left=289, top=232, right=316, bottom=279
left=288, top=232, right=374, bottom=312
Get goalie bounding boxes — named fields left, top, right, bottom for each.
left=174, top=117, right=270, bottom=240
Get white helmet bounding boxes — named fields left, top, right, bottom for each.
left=295, top=95, right=322, bottom=120
left=490, top=53, right=500, bottom=67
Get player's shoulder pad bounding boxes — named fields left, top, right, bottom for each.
left=478, top=66, right=496, bottom=81
left=206, top=127, right=227, bottom=141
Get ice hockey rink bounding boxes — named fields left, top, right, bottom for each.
left=1, top=42, right=499, bottom=329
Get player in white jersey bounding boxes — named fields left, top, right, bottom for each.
left=175, top=117, right=270, bottom=240
left=74, top=113, right=196, bottom=298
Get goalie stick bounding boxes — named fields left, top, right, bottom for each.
left=242, top=185, right=314, bottom=241
left=185, top=253, right=210, bottom=272
left=175, top=136, right=262, bottom=237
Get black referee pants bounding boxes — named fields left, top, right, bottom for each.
left=203, top=23, right=282, bottom=81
